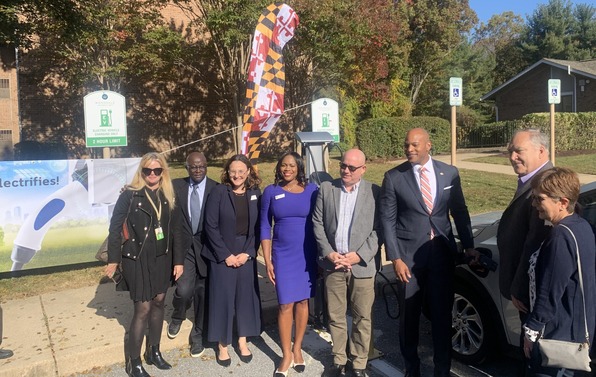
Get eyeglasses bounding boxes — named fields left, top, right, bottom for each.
left=228, top=170, right=247, bottom=176
left=187, top=165, right=207, bottom=171
left=339, top=163, right=364, bottom=173
left=142, top=167, right=163, bottom=176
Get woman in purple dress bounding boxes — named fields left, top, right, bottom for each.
left=261, top=152, right=318, bottom=376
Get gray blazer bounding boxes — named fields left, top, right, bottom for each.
left=497, top=161, right=553, bottom=306
left=312, top=178, right=381, bottom=278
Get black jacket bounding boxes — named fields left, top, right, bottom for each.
left=108, top=188, right=180, bottom=264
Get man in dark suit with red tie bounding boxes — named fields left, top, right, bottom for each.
left=168, top=152, right=217, bottom=357
left=380, top=128, right=477, bottom=377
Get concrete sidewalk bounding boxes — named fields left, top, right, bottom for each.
left=0, top=260, right=399, bottom=377
left=431, top=151, right=596, bottom=185
left=0, top=257, right=282, bottom=377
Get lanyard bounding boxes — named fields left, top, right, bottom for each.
left=145, top=189, right=162, bottom=225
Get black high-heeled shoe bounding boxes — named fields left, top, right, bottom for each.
left=125, top=357, right=150, bottom=377
left=144, top=344, right=172, bottom=370
left=293, top=361, right=306, bottom=373
left=216, top=354, right=232, bottom=367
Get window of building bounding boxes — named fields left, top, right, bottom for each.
left=0, top=79, right=9, bottom=99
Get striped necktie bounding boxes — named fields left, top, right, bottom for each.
left=420, top=167, right=434, bottom=239
left=420, top=167, right=433, bottom=214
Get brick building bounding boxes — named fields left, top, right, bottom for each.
left=0, top=46, right=20, bottom=159
left=481, top=58, right=596, bottom=121
left=0, top=2, right=240, bottom=161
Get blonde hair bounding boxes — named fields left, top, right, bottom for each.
left=128, top=152, right=176, bottom=208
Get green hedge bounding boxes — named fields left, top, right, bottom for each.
left=356, top=116, right=451, bottom=159
left=516, top=112, right=596, bottom=151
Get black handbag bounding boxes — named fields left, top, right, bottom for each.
left=96, top=195, right=133, bottom=286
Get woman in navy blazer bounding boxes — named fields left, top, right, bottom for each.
left=202, top=154, right=262, bottom=367
left=523, top=167, right=596, bottom=375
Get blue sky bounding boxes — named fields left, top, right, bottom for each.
left=469, top=0, right=551, bottom=24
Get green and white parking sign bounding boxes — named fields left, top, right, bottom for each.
left=84, top=91, right=127, bottom=147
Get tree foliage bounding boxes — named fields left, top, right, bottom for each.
left=521, top=0, right=595, bottom=62
left=0, top=0, right=87, bottom=47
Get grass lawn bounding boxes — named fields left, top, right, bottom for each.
left=0, top=157, right=519, bottom=299
left=467, top=151, right=596, bottom=175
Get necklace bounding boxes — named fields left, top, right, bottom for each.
left=284, top=182, right=299, bottom=192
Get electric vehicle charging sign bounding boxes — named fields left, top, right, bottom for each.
left=311, top=98, right=340, bottom=143
left=548, top=79, right=561, bottom=104
left=449, top=77, right=463, bottom=106
left=84, top=91, right=127, bottom=147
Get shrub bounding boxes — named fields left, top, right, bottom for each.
left=517, top=112, right=596, bottom=151
left=356, top=116, right=451, bottom=159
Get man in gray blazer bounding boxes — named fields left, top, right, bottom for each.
left=380, top=128, right=476, bottom=377
left=168, top=152, right=218, bottom=357
left=313, top=149, right=381, bottom=377
left=497, top=129, right=552, bottom=373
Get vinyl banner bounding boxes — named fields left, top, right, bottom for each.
left=0, top=158, right=140, bottom=273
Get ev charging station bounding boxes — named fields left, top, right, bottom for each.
left=294, top=131, right=335, bottom=185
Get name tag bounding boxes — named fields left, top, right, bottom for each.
left=250, top=195, right=258, bottom=201
left=275, top=194, right=285, bottom=200
left=155, top=227, right=164, bottom=240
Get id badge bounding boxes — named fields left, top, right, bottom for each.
left=155, top=227, right=164, bottom=240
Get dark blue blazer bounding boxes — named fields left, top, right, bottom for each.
left=525, top=214, right=596, bottom=345
left=202, top=184, right=261, bottom=263
left=380, top=159, right=474, bottom=263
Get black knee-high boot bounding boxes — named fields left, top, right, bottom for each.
left=144, top=344, right=172, bottom=370
left=125, top=357, right=150, bottom=377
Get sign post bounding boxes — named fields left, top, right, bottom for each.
left=84, top=91, right=127, bottom=158
left=449, top=77, right=463, bottom=166
left=547, top=79, right=560, bottom=165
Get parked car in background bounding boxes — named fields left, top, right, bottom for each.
left=451, top=181, right=596, bottom=364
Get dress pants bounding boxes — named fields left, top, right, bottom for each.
left=398, top=238, right=455, bottom=377
left=171, top=243, right=208, bottom=345
left=324, top=269, right=375, bottom=370
left=207, top=235, right=262, bottom=345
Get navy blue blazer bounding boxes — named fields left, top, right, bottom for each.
left=380, top=159, right=474, bottom=263
left=202, top=184, right=261, bottom=263
left=525, top=214, right=596, bottom=344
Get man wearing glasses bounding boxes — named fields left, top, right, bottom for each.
left=312, top=149, right=381, bottom=377
left=168, top=151, right=218, bottom=358
left=380, top=128, right=476, bottom=377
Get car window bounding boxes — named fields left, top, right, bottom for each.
left=578, top=188, right=596, bottom=228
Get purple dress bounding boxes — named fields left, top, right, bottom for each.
left=260, top=183, right=318, bottom=305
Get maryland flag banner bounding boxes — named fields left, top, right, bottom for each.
left=240, top=3, right=299, bottom=162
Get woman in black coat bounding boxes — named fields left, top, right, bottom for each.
left=202, top=154, right=262, bottom=367
left=105, top=152, right=184, bottom=377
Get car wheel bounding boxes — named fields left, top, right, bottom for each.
left=451, top=283, right=495, bottom=364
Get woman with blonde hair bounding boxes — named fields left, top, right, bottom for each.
left=105, top=152, right=184, bottom=377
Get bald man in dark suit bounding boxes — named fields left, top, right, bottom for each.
left=168, top=152, right=217, bottom=357
left=380, top=128, right=476, bottom=377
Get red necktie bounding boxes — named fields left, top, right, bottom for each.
left=420, top=167, right=434, bottom=239
left=420, top=167, right=433, bottom=214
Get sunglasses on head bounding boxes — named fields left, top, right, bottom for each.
left=142, top=167, right=163, bottom=176
left=339, top=162, right=364, bottom=173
